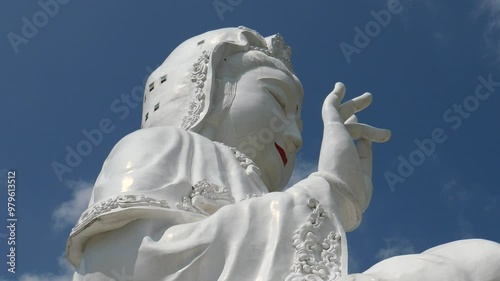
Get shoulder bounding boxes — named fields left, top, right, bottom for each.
left=110, top=126, right=201, bottom=155
left=102, top=126, right=210, bottom=172
left=115, top=126, right=184, bottom=147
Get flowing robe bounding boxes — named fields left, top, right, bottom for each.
left=67, top=126, right=362, bottom=281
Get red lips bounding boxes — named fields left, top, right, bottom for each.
left=274, top=142, right=288, bottom=166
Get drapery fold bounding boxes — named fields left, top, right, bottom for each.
left=70, top=127, right=353, bottom=281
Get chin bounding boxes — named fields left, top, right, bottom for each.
left=263, top=171, right=282, bottom=192
left=264, top=165, right=296, bottom=192
left=280, top=158, right=296, bottom=188
left=257, top=158, right=280, bottom=192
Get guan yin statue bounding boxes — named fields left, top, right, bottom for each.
left=67, top=27, right=500, bottom=281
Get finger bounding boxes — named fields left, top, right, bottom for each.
left=323, top=82, right=346, bottom=110
left=338, top=93, right=372, bottom=121
left=357, top=139, right=372, bottom=179
left=333, top=82, right=346, bottom=101
left=357, top=139, right=373, bottom=211
left=362, top=174, right=373, bottom=211
left=345, top=123, right=391, bottom=143
left=345, top=114, right=358, bottom=124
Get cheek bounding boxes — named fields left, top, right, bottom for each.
left=232, top=105, right=277, bottom=141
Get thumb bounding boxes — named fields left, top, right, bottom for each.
left=322, top=82, right=346, bottom=123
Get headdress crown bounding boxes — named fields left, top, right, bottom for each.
left=238, top=26, right=294, bottom=72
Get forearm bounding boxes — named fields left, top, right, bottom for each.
left=318, top=122, right=361, bottom=184
left=286, top=173, right=362, bottom=232
left=318, top=122, right=368, bottom=212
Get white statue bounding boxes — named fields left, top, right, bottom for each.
left=338, top=239, right=500, bottom=281
left=66, top=27, right=500, bottom=281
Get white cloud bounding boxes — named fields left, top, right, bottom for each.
left=484, top=196, right=497, bottom=211
left=440, top=178, right=500, bottom=238
left=457, top=215, right=475, bottom=238
left=375, top=237, right=416, bottom=260
left=479, top=0, right=500, bottom=30
left=52, top=180, right=93, bottom=230
left=475, top=0, right=500, bottom=60
left=442, top=178, right=497, bottom=210
left=442, top=179, right=475, bottom=238
left=442, top=179, right=468, bottom=203
left=442, top=177, right=496, bottom=206
left=16, top=180, right=94, bottom=281
left=478, top=0, right=500, bottom=13
left=286, top=156, right=317, bottom=188
left=18, top=253, right=74, bottom=281
left=13, top=181, right=93, bottom=281
left=348, top=253, right=362, bottom=274
left=396, top=0, right=439, bottom=32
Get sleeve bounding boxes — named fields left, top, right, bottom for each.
left=129, top=183, right=349, bottom=281
left=299, top=172, right=363, bottom=232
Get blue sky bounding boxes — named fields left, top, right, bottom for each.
left=1, top=0, right=499, bottom=279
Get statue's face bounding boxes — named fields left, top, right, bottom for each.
left=215, top=66, right=303, bottom=191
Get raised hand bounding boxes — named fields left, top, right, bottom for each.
left=317, top=82, right=391, bottom=212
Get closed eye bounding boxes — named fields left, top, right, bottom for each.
left=268, top=89, right=287, bottom=114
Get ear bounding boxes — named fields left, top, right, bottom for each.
left=220, top=79, right=237, bottom=112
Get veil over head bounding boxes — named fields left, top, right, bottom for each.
left=141, top=26, right=294, bottom=132
left=66, top=27, right=297, bottom=268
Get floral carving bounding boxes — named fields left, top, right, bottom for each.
left=285, top=198, right=342, bottom=281
left=226, top=145, right=262, bottom=176
left=182, top=50, right=210, bottom=130
left=269, top=34, right=293, bottom=71
left=238, top=26, right=294, bottom=73
left=71, top=195, right=170, bottom=235
left=176, top=179, right=235, bottom=215
left=240, top=194, right=261, bottom=201
left=191, top=179, right=234, bottom=202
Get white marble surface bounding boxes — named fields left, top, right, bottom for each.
left=339, top=239, right=500, bottom=281
left=66, top=27, right=499, bottom=281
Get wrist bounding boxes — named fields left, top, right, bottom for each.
left=309, top=172, right=363, bottom=231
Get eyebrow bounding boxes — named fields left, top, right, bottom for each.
left=260, top=77, right=298, bottom=111
left=260, top=77, right=294, bottom=94
left=260, top=75, right=302, bottom=128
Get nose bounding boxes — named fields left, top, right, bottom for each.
left=284, top=122, right=303, bottom=154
